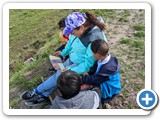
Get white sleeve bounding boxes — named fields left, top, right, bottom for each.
left=92, top=91, right=100, bottom=109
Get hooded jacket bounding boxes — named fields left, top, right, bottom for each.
left=82, top=55, right=121, bottom=99
left=50, top=90, right=100, bottom=109
left=61, top=17, right=107, bottom=75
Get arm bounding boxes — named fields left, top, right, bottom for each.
left=82, top=74, right=109, bottom=86
left=88, top=60, right=98, bottom=75
left=60, top=35, right=74, bottom=57
left=70, top=44, right=96, bottom=75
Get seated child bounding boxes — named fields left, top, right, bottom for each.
left=81, top=39, right=121, bottom=103
left=56, top=18, right=69, bottom=52
left=50, top=70, right=101, bottom=109
left=49, top=18, right=69, bottom=72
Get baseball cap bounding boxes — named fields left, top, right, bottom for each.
left=63, top=12, right=86, bottom=35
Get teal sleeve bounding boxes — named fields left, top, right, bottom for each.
left=70, top=44, right=96, bottom=75
left=60, top=37, right=72, bottom=57
left=102, top=31, right=108, bottom=42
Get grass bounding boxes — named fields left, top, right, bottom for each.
left=134, top=31, right=145, bottom=37
left=133, top=25, right=145, bottom=31
left=119, top=39, right=131, bottom=44
left=9, top=9, right=72, bottom=73
left=118, top=10, right=130, bottom=22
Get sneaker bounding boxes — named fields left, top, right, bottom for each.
left=25, top=95, right=50, bottom=106
left=20, top=90, right=36, bottom=100
left=48, top=67, right=56, bottom=73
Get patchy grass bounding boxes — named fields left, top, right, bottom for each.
left=134, top=31, right=145, bottom=37
left=118, top=10, right=130, bottom=22
left=9, top=9, right=72, bottom=77
left=119, top=39, right=131, bottom=44
left=133, top=25, right=145, bottom=31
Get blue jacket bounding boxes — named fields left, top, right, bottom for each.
left=61, top=17, right=107, bottom=75
left=82, top=55, right=121, bottom=99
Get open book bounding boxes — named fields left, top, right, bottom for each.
left=49, top=54, right=65, bottom=70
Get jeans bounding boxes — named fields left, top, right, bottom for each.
left=35, top=58, right=78, bottom=97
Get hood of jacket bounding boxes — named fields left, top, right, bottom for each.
left=98, top=55, right=121, bottom=76
left=50, top=90, right=99, bottom=109
left=79, top=17, right=105, bottom=47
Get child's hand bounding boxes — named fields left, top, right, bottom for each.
left=83, top=72, right=89, bottom=76
left=63, top=41, right=67, bottom=45
left=53, top=51, right=61, bottom=56
left=60, top=68, right=67, bottom=73
left=52, top=63, right=60, bottom=70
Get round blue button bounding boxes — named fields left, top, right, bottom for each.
left=137, top=89, right=158, bottom=110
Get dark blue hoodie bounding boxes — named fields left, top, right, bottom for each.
left=82, top=55, right=121, bottom=99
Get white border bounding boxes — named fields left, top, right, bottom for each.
left=3, top=3, right=151, bottom=115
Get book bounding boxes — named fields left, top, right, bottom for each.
left=49, top=54, right=65, bottom=70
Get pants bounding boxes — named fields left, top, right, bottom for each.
left=35, top=58, right=78, bottom=97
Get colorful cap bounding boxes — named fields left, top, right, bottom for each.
left=63, top=12, right=86, bottom=35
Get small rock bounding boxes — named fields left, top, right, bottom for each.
left=123, top=101, right=129, bottom=105
left=9, top=64, right=14, bottom=70
left=33, top=40, right=40, bottom=49
left=23, top=46, right=28, bottom=49
left=118, top=93, right=123, bottom=97
left=103, top=103, right=112, bottom=109
left=19, top=55, right=25, bottom=60
left=24, top=57, right=35, bottom=65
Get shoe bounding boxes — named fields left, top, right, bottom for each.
left=48, top=67, right=56, bottom=73
left=25, top=95, right=50, bottom=106
left=20, top=90, right=36, bottom=100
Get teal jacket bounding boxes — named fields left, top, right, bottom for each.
left=61, top=17, right=107, bottom=75
left=61, top=35, right=95, bottom=75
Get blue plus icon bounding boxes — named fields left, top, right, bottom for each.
left=142, top=93, right=153, bottom=105
left=137, top=89, right=158, bottom=110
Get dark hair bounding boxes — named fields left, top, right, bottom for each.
left=84, top=12, right=106, bottom=30
left=58, top=18, right=66, bottom=29
left=57, top=70, right=81, bottom=99
left=91, top=39, right=109, bottom=56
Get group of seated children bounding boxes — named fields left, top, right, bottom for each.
left=20, top=17, right=122, bottom=109
left=50, top=39, right=121, bottom=109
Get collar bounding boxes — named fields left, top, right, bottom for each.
left=97, top=54, right=111, bottom=65
left=79, top=24, right=95, bottom=39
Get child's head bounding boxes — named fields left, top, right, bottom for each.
left=91, top=39, right=109, bottom=59
left=58, top=18, right=66, bottom=30
left=57, top=70, right=81, bottom=99
left=58, top=18, right=69, bottom=42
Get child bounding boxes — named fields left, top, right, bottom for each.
left=50, top=70, right=100, bottom=109
left=81, top=39, right=121, bottom=103
left=49, top=18, right=69, bottom=72
left=56, top=18, right=69, bottom=52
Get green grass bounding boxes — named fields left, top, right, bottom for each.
left=118, top=10, right=130, bottom=22
left=9, top=9, right=72, bottom=68
left=134, top=31, right=145, bottom=37
left=119, top=39, right=144, bottom=49
left=119, top=39, right=131, bottom=44
left=10, top=98, right=21, bottom=109
left=133, top=25, right=145, bottom=31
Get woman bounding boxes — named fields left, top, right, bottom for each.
left=20, top=11, right=108, bottom=106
